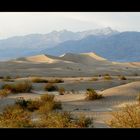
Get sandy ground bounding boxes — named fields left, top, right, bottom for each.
left=0, top=53, right=140, bottom=77
left=0, top=80, right=140, bottom=128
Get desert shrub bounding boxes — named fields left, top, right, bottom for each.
left=2, top=80, right=32, bottom=93
left=49, top=79, right=64, bottom=83
left=108, top=104, right=140, bottom=128
left=0, top=105, right=32, bottom=128
left=75, top=115, right=93, bottom=128
left=44, top=83, right=58, bottom=91
left=58, top=87, right=65, bottom=95
left=85, top=88, right=103, bottom=100
left=15, top=97, right=32, bottom=109
left=35, top=112, right=93, bottom=128
left=39, top=94, right=62, bottom=114
left=0, top=89, right=11, bottom=97
left=15, top=94, right=62, bottom=113
left=103, top=74, right=112, bottom=80
left=14, top=81, right=32, bottom=92
left=32, top=78, right=48, bottom=83
left=90, top=77, right=98, bottom=81
left=0, top=76, right=4, bottom=79
left=119, top=75, right=127, bottom=80
left=40, top=94, right=55, bottom=102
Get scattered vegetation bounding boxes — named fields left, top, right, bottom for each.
left=49, top=79, right=64, bottom=83
left=58, top=87, right=65, bottom=95
left=0, top=93, right=93, bottom=128
left=108, top=104, right=140, bottom=128
left=119, top=75, right=127, bottom=80
left=32, top=78, right=48, bottom=83
left=31, top=78, right=64, bottom=83
left=2, top=80, right=32, bottom=93
left=103, top=74, right=112, bottom=80
left=0, top=89, right=11, bottom=97
left=85, top=88, right=103, bottom=101
left=15, top=94, right=62, bottom=113
left=44, top=83, right=58, bottom=91
left=90, top=77, right=98, bottom=81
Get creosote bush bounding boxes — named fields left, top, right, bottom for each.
left=85, top=88, right=103, bottom=101
left=0, top=105, right=33, bottom=128
left=108, top=104, right=140, bottom=128
left=44, top=83, right=58, bottom=91
left=35, top=112, right=93, bottom=128
left=2, top=80, right=32, bottom=93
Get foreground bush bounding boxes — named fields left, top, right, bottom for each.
left=0, top=105, right=32, bottom=128
left=2, top=80, right=32, bottom=93
left=108, top=104, right=140, bottom=128
left=44, top=83, right=58, bottom=91
left=35, top=112, right=93, bottom=128
left=85, top=88, right=103, bottom=101
left=0, top=93, right=93, bottom=128
left=16, top=94, right=62, bottom=113
left=38, top=94, right=62, bottom=114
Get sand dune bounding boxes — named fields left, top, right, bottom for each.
left=0, top=52, right=139, bottom=77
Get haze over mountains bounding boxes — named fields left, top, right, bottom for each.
left=0, top=27, right=140, bottom=62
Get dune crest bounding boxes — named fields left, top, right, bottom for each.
left=81, top=52, right=107, bottom=61
left=25, top=54, right=55, bottom=63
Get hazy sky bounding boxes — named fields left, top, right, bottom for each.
left=0, top=12, right=140, bottom=39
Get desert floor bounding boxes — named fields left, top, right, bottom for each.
left=0, top=76, right=140, bottom=128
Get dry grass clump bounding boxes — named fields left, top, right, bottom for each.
left=0, top=105, right=33, bottom=128
left=1, top=80, right=32, bottom=93
left=0, top=89, right=11, bottom=97
left=90, top=77, right=98, bottom=81
left=85, top=88, right=103, bottom=101
left=58, top=87, right=65, bottom=95
left=118, top=75, right=127, bottom=80
left=103, top=74, right=112, bottom=80
left=108, top=104, right=140, bottom=128
left=38, top=94, right=62, bottom=114
left=44, top=83, right=58, bottom=91
left=31, top=78, right=48, bottom=83
left=49, top=79, right=64, bottom=83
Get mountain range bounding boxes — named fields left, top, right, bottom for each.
left=0, top=27, right=140, bottom=62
